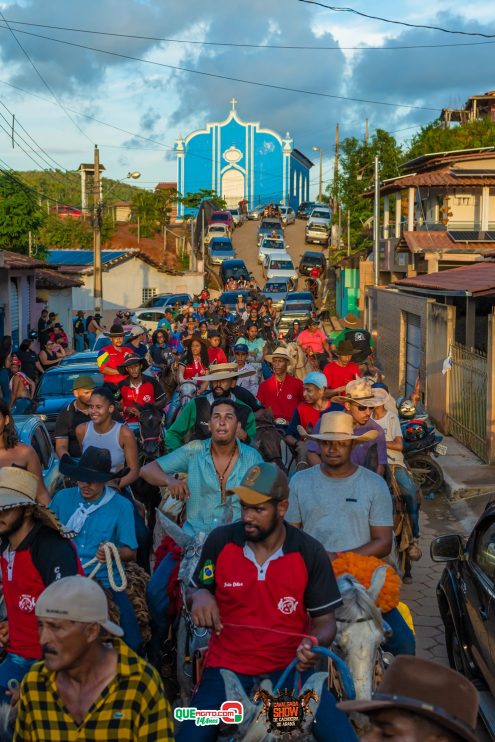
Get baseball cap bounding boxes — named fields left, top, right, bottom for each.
left=73, top=375, right=97, bottom=391
left=304, top=371, right=327, bottom=389
left=234, top=343, right=248, bottom=354
left=35, top=575, right=124, bottom=637
left=228, top=462, right=289, bottom=506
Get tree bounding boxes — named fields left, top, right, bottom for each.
left=38, top=213, right=115, bottom=250
left=130, top=188, right=179, bottom=237
left=180, top=189, right=227, bottom=212
left=0, top=174, right=45, bottom=254
left=406, top=118, right=495, bottom=161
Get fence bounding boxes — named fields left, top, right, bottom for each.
left=447, top=342, right=488, bottom=462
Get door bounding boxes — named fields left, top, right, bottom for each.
left=31, top=424, right=60, bottom=495
left=9, top=278, right=19, bottom=349
left=222, top=169, right=245, bottom=208
left=405, top=312, right=421, bottom=397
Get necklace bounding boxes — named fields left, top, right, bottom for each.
left=275, top=376, right=286, bottom=397
left=212, top=444, right=238, bottom=503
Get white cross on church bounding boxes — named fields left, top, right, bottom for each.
left=230, top=97, right=237, bottom=111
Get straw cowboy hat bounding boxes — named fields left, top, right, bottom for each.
left=0, top=467, right=71, bottom=537
left=196, top=362, right=255, bottom=383
left=338, top=655, right=478, bottom=742
left=297, top=410, right=378, bottom=443
left=104, top=323, right=125, bottom=338
left=265, top=346, right=291, bottom=363
left=333, top=379, right=388, bottom=408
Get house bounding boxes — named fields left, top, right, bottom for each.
left=0, top=250, right=45, bottom=347
left=46, top=249, right=204, bottom=312
left=111, top=201, right=132, bottom=223
left=442, top=89, right=495, bottom=126
left=35, top=269, right=84, bottom=343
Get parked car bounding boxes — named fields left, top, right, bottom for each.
left=248, top=204, right=266, bottom=220
left=284, top=291, right=316, bottom=310
left=258, top=236, right=286, bottom=264
left=208, top=210, right=234, bottom=232
left=219, top=290, right=254, bottom=306
left=14, top=414, right=62, bottom=495
left=128, top=309, right=165, bottom=334
left=204, top=223, right=229, bottom=246
left=257, top=218, right=284, bottom=246
left=277, top=303, right=315, bottom=334
left=305, top=208, right=332, bottom=246
left=432, top=505, right=495, bottom=734
left=140, top=292, right=191, bottom=309
left=263, top=252, right=298, bottom=284
left=208, top=237, right=235, bottom=265
left=219, top=259, right=250, bottom=287
left=261, top=279, right=291, bottom=310
left=32, top=363, right=103, bottom=434
left=59, top=351, right=99, bottom=366
left=299, top=250, right=327, bottom=276
left=279, top=206, right=296, bottom=226
left=297, top=201, right=316, bottom=219
left=229, top=207, right=245, bottom=227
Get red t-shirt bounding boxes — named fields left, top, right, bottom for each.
left=192, top=522, right=342, bottom=675
left=118, top=377, right=165, bottom=422
left=297, top=401, right=333, bottom=430
left=323, top=361, right=361, bottom=391
left=182, top=359, right=208, bottom=380
left=208, top=347, right=227, bottom=365
left=257, top=374, right=304, bottom=421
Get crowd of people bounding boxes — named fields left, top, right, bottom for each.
left=0, top=297, right=480, bottom=741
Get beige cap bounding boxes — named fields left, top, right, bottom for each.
left=35, top=575, right=124, bottom=637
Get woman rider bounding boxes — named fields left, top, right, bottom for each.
left=0, top=399, right=50, bottom=504
left=75, top=386, right=150, bottom=571
left=285, top=320, right=302, bottom=343
left=38, top=338, right=64, bottom=370
left=177, top=335, right=209, bottom=392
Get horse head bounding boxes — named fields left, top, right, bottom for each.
left=179, top=381, right=197, bottom=407
left=134, top=402, right=163, bottom=459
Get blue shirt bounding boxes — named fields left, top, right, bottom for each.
left=156, top=438, right=263, bottom=536
left=49, top=487, right=138, bottom=587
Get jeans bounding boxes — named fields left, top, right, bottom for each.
left=74, top=334, right=85, bottom=352
left=147, top=552, right=177, bottom=666
left=0, top=653, right=37, bottom=704
left=383, top=607, right=416, bottom=656
left=110, top=589, right=142, bottom=654
left=87, top=331, right=97, bottom=350
left=175, top=666, right=357, bottom=742
left=394, top=466, right=420, bottom=537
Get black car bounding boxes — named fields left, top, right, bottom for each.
left=432, top=504, right=495, bottom=733
left=299, top=250, right=327, bottom=276
left=219, top=259, right=250, bottom=287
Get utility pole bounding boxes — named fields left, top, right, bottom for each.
left=373, top=156, right=380, bottom=286
left=332, top=123, right=339, bottom=216
left=93, top=144, right=103, bottom=314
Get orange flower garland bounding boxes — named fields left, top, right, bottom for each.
left=332, top=552, right=401, bottom=613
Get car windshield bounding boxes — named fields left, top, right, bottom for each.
left=261, top=239, right=283, bottom=249
left=211, top=213, right=228, bottom=222
left=284, top=302, right=312, bottom=312
left=265, top=282, right=287, bottom=293
left=261, top=221, right=281, bottom=228
left=211, top=242, right=232, bottom=251
left=224, top=266, right=247, bottom=278
left=311, top=211, right=330, bottom=219
left=209, top=226, right=226, bottom=232
left=39, top=370, right=103, bottom=397
left=270, top=261, right=293, bottom=270
left=220, top=291, right=249, bottom=304
left=303, top=256, right=322, bottom=265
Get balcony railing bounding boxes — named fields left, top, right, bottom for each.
left=381, top=221, right=495, bottom=239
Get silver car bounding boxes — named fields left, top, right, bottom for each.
left=279, top=206, right=296, bottom=226
left=258, top=236, right=286, bottom=264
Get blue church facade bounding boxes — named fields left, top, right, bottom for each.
left=176, top=100, right=313, bottom=218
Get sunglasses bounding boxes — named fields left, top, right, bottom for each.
left=350, top=402, right=371, bottom=412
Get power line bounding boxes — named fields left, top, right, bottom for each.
left=298, top=0, right=495, bottom=39
left=0, top=24, right=440, bottom=112
left=3, top=17, right=495, bottom=50
left=0, top=11, right=93, bottom=144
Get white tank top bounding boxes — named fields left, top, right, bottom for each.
left=82, top=421, right=125, bottom=472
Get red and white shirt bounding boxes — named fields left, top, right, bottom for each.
left=257, top=374, right=304, bottom=422
left=118, top=377, right=165, bottom=422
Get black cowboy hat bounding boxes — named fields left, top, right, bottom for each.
left=117, top=354, right=149, bottom=375
left=59, top=446, right=129, bottom=483
left=104, top=323, right=125, bottom=338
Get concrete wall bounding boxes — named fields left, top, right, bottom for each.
left=36, top=287, right=74, bottom=342
left=425, top=302, right=455, bottom=433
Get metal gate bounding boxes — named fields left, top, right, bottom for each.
left=447, top=343, right=487, bottom=461
left=405, top=312, right=421, bottom=396
left=9, top=278, right=19, bottom=349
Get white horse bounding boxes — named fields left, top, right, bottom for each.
left=334, top=566, right=389, bottom=701
left=285, top=342, right=319, bottom=381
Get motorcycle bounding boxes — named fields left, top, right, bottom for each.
left=400, top=416, right=446, bottom=495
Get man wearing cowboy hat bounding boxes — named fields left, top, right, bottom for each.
left=164, top=363, right=258, bottom=452
left=323, top=339, right=361, bottom=396
left=0, top=467, right=81, bottom=702
left=117, top=355, right=166, bottom=424
left=257, top=346, right=304, bottom=431
left=96, top=324, right=132, bottom=387
left=338, top=655, right=478, bottom=742
left=331, top=313, right=374, bottom=365
left=51, top=447, right=141, bottom=651
left=307, top=379, right=388, bottom=476
left=288, top=410, right=415, bottom=657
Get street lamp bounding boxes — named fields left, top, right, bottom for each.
left=93, top=144, right=141, bottom=313
left=312, top=146, right=323, bottom=202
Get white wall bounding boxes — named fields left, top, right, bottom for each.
left=36, top=288, right=74, bottom=342
left=71, top=257, right=205, bottom=310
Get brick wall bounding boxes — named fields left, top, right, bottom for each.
left=369, top=287, right=430, bottom=399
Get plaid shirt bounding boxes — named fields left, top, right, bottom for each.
left=14, top=640, right=173, bottom=741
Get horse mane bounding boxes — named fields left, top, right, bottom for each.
left=336, top=573, right=384, bottom=632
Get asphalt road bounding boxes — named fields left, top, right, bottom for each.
left=231, top=217, right=324, bottom=289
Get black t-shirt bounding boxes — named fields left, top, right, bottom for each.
left=53, top=401, right=90, bottom=457
left=344, top=328, right=372, bottom=363
left=74, top=318, right=85, bottom=336
left=16, top=349, right=38, bottom=382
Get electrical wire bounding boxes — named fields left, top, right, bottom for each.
left=3, top=17, right=495, bottom=50
left=0, top=11, right=93, bottom=144
left=0, top=24, right=440, bottom=112
left=298, top=0, right=495, bottom=39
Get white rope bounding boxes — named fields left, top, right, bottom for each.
left=82, top=542, right=128, bottom=593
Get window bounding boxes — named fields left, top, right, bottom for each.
left=142, top=288, right=157, bottom=304
left=474, top=520, right=495, bottom=581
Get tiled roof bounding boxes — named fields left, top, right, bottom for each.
left=377, top=168, right=495, bottom=195
left=395, top=261, right=495, bottom=296
left=0, top=249, right=45, bottom=269
left=400, top=231, right=495, bottom=254
left=36, top=269, right=83, bottom=289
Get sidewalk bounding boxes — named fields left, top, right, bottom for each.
left=436, top=436, right=495, bottom=500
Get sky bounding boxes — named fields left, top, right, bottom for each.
left=0, top=0, right=494, bottom=202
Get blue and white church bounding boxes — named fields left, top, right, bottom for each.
left=175, top=99, right=313, bottom=218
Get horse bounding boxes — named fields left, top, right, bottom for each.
left=164, top=380, right=198, bottom=428
left=285, top=342, right=318, bottom=381
left=131, top=402, right=165, bottom=531
left=333, top=566, right=389, bottom=701
left=252, top=408, right=290, bottom=473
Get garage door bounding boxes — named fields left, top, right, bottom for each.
left=405, top=312, right=421, bottom=396
left=9, top=278, right=19, bottom=348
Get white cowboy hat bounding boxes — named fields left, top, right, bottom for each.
left=194, top=362, right=255, bottom=382
left=333, top=379, right=388, bottom=408
left=0, top=467, right=72, bottom=537
left=297, top=411, right=378, bottom=443
left=265, top=346, right=291, bottom=363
